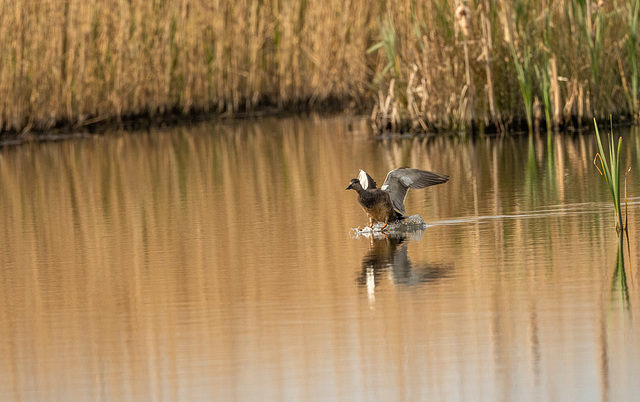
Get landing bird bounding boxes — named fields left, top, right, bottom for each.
left=346, top=168, right=449, bottom=230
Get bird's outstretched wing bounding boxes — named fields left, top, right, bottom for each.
left=358, top=169, right=377, bottom=189
left=380, top=168, right=449, bottom=215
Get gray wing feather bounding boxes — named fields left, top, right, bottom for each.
left=358, top=169, right=377, bottom=190
left=380, top=168, right=449, bottom=215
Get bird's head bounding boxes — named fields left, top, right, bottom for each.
left=346, top=178, right=363, bottom=191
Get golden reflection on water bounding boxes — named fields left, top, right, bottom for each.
left=1, top=118, right=639, bottom=400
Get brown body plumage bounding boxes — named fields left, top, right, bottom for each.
left=346, top=180, right=403, bottom=227
left=346, top=168, right=449, bottom=230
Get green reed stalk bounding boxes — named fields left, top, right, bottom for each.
left=589, top=4, right=604, bottom=95
left=367, top=15, right=400, bottom=85
left=537, top=9, right=553, bottom=133
left=626, top=0, right=639, bottom=118
left=505, top=2, right=535, bottom=132
left=593, top=118, right=626, bottom=231
left=511, top=45, right=533, bottom=132
left=534, top=64, right=552, bottom=133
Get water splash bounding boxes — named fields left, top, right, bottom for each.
left=350, top=215, right=427, bottom=239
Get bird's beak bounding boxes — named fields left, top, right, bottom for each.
left=346, top=184, right=353, bottom=190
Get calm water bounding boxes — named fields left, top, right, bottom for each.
left=1, top=117, right=640, bottom=401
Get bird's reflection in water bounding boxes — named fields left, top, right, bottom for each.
left=356, top=230, right=451, bottom=307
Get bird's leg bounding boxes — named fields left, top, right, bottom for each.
left=368, top=217, right=374, bottom=228
left=381, top=219, right=388, bottom=232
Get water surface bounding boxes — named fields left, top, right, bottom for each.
left=1, top=117, right=640, bottom=401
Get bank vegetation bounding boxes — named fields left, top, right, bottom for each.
left=0, top=0, right=638, bottom=135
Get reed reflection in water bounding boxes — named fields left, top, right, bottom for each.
left=1, top=117, right=640, bottom=400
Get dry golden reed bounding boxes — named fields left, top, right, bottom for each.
left=0, top=0, right=374, bottom=132
left=371, top=0, right=640, bottom=133
left=0, top=0, right=639, bottom=133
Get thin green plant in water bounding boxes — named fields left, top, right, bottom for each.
left=367, top=15, right=401, bottom=85
left=593, top=118, right=629, bottom=231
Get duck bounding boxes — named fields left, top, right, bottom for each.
left=346, top=168, right=449, bottom=230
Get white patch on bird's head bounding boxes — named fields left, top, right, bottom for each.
left=358, top=169, right=371, bottom=190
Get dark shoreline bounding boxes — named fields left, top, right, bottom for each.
left=1, top=99, right=637, bottom=147
left=0, top=96, right=364, bottom=147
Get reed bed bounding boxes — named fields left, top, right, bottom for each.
left=0, top=0, right=374, bottom=133
left=370, top=0, right=640, bottom=133
left=0, top=0, right=638, bottom=134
